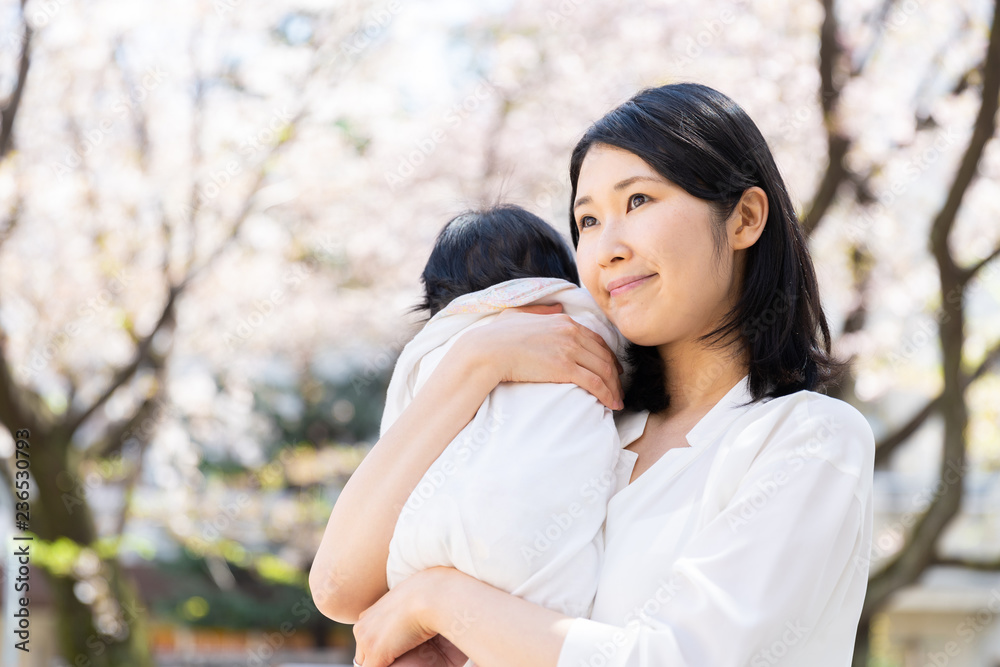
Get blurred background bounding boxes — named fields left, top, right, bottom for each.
left=0, top=0, right=998, bottom=665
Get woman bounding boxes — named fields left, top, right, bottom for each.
left=309, top=83, right=875, bottom=667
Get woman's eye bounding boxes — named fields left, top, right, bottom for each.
left=628, top=193, right=648, bottom=211
left=579, top=215, right=597, bottom=229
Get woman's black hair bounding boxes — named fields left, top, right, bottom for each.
left=413, top=203, right=580, bottom=317
left=568, top=82, right=850, bottom=412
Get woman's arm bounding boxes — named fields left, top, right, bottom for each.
left=352, top=566, right=574, bottom=667
left=309, top=335, right=499, bottom=623
left=309, top=306, right=624, bottom=623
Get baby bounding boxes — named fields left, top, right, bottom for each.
left=380, top=204, right=627, bottom=657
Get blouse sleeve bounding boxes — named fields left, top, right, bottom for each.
left=557, top=399, right=875, bottom=667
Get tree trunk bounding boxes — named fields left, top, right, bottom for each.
left=47, top=564, right=154, bottom=667
left=30, top=427, right=155, bottom=667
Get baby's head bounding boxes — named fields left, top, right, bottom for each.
left=414, top=204, right=579, bottom=317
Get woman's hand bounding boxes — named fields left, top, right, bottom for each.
left=353, top=570, right=464, bottom=667
left=455, top=303, right=624, bottom=410
left=386, top=636, right=469, bottom=667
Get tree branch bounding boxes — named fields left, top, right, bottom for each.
left=928, top=6, right=1000, bottom=277
left=873, top=396, right=940, bottom=467
left=862, top=0, right=1000, bottom=621
left=930, top=555, right=1000, bottom=572
left=182, top=108, right=306, bottom=284
left=0, top=3, right=31, bottom=161
left=960, top=240, right=1000, bottom=286
left=111, top=38, right=152, bottom=166
left=64, top=29, right=320, bottom=441
left=802, top=135, right=850, bottom=236
left=874, top=335, right=1000, bottom=465
left=64, top=98, right=308, bottom=441
left=849, top=0, right=900, bottom=75
left=79, top=380, right=164, bottom=461
left=801, top=0, right=848, bottom=236
left=0, top=197, right=22, bottom=255
left=0, top=331, right=44, bottom=437
left=182, top=53, right=205, bottom=276
left=63, top=284, right=181, bottom=438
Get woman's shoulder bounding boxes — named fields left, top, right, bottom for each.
left=748, top=388, right=875, bottom=480
left=758, top=387, right=873, bottom=436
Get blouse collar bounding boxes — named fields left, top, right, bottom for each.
left=684, top=373, right=754, bottom=447
left=615, top=373, right=754, bottom=449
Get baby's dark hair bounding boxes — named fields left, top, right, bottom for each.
left=413, top=204, right=580, bottom=317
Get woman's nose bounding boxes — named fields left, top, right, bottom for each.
left=596, top=217, right=632, bottom=266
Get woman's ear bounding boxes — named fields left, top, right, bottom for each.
left=729, top=186, right=768, bottom=250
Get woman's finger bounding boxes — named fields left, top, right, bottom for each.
left=387, top=639, right=452, bottom=666
left=431, top=635, right=470, bottom=667
left=568, top=344, right=623, bottom=409
left=554, top=320, right=623, bottom=403
left=502, top=303, right=563, bottom=315
left=514, top=308, right=624, bottom=378
left=352, top=628, right=366, bottom=667
left=465, top=307, right=625, bottom=405
left=567, top=317, right=624, bottom=375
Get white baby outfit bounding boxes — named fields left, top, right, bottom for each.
left=381, top=277, right=627, bottom=648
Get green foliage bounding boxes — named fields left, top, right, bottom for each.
left=255, top=363, right=392, bottom=453
left=153, top=549, right=326, bottom=631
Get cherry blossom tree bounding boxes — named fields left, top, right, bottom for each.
left=0, top=0, right=998, bottom=665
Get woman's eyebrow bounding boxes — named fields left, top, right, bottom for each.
left=573, top=176, right=663, bottom=211
left=574, top=175, right=663, bottom=210
left=613, top=175, right=661, bottom=191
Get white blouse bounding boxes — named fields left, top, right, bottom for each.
left=557, top=373, right=875, bottom=667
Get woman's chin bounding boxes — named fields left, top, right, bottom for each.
left=618, top=327, right=662, bottom=348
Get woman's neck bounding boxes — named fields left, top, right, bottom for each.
left=655, top=339, right=748, bottom=416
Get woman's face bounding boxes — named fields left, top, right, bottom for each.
left=572, top=144, right=741, bottom=348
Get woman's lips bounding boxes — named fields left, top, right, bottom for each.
left=608, top=274, right=656, bottom=297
